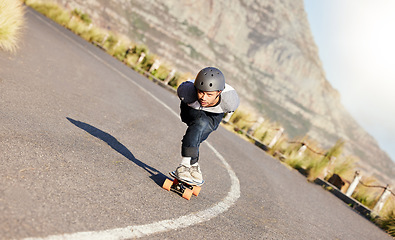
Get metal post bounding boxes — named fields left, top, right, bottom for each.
left=101, top=33, right=109, bottom=45
left=372, top=185, right=391, bottom=216
left=164, top=69, right=176, bottom=84
left=149, top=59, right=160, bottom=72
left=136, top=52, right=146, bottom=65
left=345, top=171, right=362, bottom=197
left=247, top=117, right=264, bottom=135
left=223, top=112, right=234, bottom=123
left=297, top=143, right=307, bottom=157
left=268, top=128, right=284, bottom=148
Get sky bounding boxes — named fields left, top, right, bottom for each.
left=304, top=0, right=395, bottom=162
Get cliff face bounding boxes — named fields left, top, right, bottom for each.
left=53, top=0, right=395, bottom=183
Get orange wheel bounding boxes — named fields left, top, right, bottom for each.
left=182, top=188, right=193, bottom=200
left=192, top=186, right=201, bottom=196
left=163, top=179, right=173, bottom=191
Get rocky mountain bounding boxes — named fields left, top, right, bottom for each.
left=51, top=0, right=395, bottom=183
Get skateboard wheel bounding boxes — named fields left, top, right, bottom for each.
left=163, top=179, right=173, bottom=191
left=192, top=186, right=201, bottom=196
left=182, top=188, right=193, bottom=200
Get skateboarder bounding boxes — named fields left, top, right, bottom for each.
left=175, top=67, right=240, bottom=184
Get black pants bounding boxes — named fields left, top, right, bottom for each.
left=180, top=102, right=224, bottom=165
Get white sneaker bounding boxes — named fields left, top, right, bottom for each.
left=175, top=165, right=193, bottom=182
left=190, top=163, right=203, bottom=183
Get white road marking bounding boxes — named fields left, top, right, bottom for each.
left=24, top=141, right=240, bottom=240
left=26, top=9, right=241, bottom=239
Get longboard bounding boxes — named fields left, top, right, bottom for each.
left=162, top=171, right=204, bottom=200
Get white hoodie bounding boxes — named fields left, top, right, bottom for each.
left=177, top=80, right=240, bottom=114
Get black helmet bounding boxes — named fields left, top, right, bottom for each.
left=194, top=67, right=225, bottom=91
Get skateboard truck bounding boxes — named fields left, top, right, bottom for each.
left=162, top=172, right=202, bottom=200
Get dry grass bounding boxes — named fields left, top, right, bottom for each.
left=0, top=0, right=25, bottom=52
left=352, top=176, right=383, bottom=209
left=377, top=198, right=395, bottom=237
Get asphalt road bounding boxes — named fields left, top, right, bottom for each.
left=0, top=7, right=391, bottom=240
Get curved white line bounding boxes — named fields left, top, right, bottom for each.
left=25, top=142, right=240, bottom=240
left=26, top=9, right=241, bottom=239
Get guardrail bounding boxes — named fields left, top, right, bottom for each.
left=221, top=118, right=394, bottom=218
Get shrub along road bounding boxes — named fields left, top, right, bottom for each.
left=0, top=7, right=391, bottom=240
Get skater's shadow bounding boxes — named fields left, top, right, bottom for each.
left=66, top=117, right=166, bottom=186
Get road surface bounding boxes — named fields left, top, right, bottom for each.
left=0, top=7, right=391, bottom=240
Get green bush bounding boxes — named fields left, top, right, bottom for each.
left=67, top=19, right=89, bottom=35
left=132, top=44, right=148, bottom=55
left=167, top=71, right=183, bottom=88
left=153, top=65, right=171, bottom=80
left=167, top=76, right=178, bottom=87
left=80, top=27, right=104, bottom=43
left=229, top=110, right=254, bottom=132
left=29, top=1, right=70, bottom=26
left=124, top=54, right=139, bottom=66
left=111, top=42, right=129, bottom=61
left=140, top=53, right=156, bottom=71
left=71, top=9, right=92, bottom=25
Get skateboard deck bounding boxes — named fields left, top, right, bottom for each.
left=162, top=171, right=204, bottom=200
